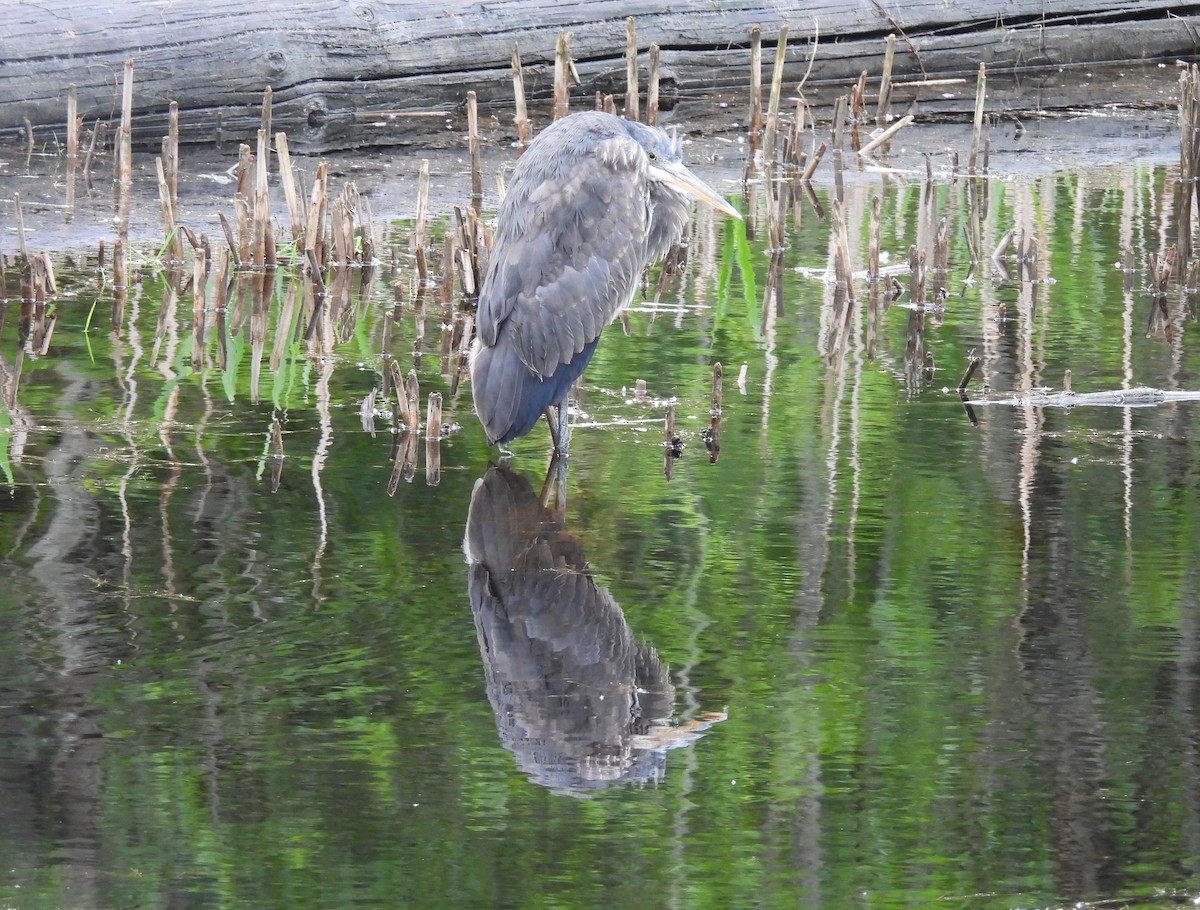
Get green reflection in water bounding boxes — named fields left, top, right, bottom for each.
left=2, top=138, right=1200, bottom=910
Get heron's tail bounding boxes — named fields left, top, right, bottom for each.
left=470, top=336, right=599, bottom=446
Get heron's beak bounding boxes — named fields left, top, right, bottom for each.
left=650, top=160, right=742, bottom=220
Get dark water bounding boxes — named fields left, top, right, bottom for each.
left=3, top=114, right=1200, bottom=909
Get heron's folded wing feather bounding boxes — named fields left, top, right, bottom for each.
left=477, top=134, right=649, bottom=379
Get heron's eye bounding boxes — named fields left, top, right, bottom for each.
left=647, top=151, right=657, bottom=161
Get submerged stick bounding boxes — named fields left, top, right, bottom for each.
left=859, top=114, right=914, bottom=156
left=957, top=350, right=980, bottom=392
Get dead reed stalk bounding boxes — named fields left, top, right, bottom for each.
left=625, top=17, right=639, bottom=121
left=467, top=91, right=482, bottom=204
left=512, top=46, right=532, bottom=146
left=876, top=34, right=896, bottom=126
left=647, top=43, right=661, bottom=125
left=748, top=26, right=763, bottom=152
left=969, top=63, right=986, bottom=173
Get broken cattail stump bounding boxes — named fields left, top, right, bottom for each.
left=646, top=43, right=661, bottom=125
left=849, top=69, right=869, bottom=123
left=512, top=46, right=532, bottom=148
left=454, top=204, right=481, bottom=306
left=624, top=17, right=639, bottom=121
left=305, top=161, right=329, bottom=265
left=763, top=25, right=788, bottom=163
left=1062, top=369, right=1073, bottom=394
left=13, top=193, right=28, bottom=262
left=831, top=94, right=847, bottom=155
left=736, top=364, right=748, bottom=393
left=259, top=87, right=273, bottom=176
left=748, top=25, right=763, bottom=152
left=404, top=369, right=421, bottom=435
left=877, top=34, right=896, bottom=127
left=253, top=128, right=272, bottom=268
left=859, top=114, right=914, bottom=157
left=783, top=100, right=800, bottom=166
left=553, top=30, right=571, bottom=120
left=413, top=158, right=430, bottom=278
left=166, top=101, right=179, bottom=202
left=218, top=213, right=239, bottom=263
left=119, top=59, right=134, bottom=187
left=155, top=156, right=184, bottom=263
left=82, top=118, right=101, bottom=183
left=969, top=62, right=987, bottom=173
left=66, top=84, right=79, bottom=160
left=276, top=132, right=304, bottom=245
left=358, top=195, right=376, bottom=265
left=467, top=91, right=482, bottom=207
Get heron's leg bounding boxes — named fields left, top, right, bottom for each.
left=542, top=398, right=570, bottom=456
left=555, top=398, right=570, bottom=456
left=543, top=406, right=561, bottom=452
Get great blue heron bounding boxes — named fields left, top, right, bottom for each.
left=470, top=110, right=741, bottom=453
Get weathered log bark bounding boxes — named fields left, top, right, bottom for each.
left=3, top=1, right=1198, bottom=153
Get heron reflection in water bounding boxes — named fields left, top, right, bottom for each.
left=464, top=462, right=724, bottom=795
left=470, top=111, right=741, bottom=454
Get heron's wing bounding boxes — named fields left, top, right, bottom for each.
left=477, top=134, right=649, bottom=379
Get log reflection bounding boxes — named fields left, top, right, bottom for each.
left=464, top=463, right=716, bottom=795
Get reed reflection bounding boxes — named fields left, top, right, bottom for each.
left=464, top=462, right=715, bottom=795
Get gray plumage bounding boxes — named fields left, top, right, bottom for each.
left=470, top=110, right=739, bottom=449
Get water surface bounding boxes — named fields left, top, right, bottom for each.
left=2, top=102, right=1199, bottom=909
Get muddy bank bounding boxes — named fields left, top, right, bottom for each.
left=2, top=1, right=1197, bottom=154
left=0, top=73, right=1179, bottom=257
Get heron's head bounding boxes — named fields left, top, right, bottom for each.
left=625, top=120, right=741, bottom=221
